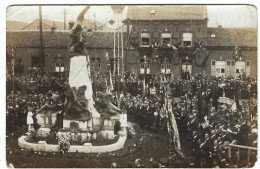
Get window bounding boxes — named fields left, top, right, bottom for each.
left=246, top=60, right=251, bottom=76
left=166, top=64, right=171, bottom=70
left=211, top=60, right=215, bottom=65
left=161, top=64, right=165, bottom=70
left=227, top=61, right=230, bottom=65
left=55, top=61, right=64, bottom=72
left=183, top=33, right=192, bottom=47
left=140, top=61, right=150, bottom=74
left=231, top=61, right=235, bottom=66
left=150, top=9, right=156, bottom=14
left=141, top=33, right=150, bottom=47
left=162, top=33, right=171, bottom=47
left=161, top=63, right=171, bottom=74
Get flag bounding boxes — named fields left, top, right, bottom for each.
left=142, top=77, right=146, bottom=98
left=106, top=70, right=114, bottom=94
left=230, top=101, right=237, bottom=112
left=197, top=90, right=209, bottom=128
left=166, top=95, right=183, bottom=158
left=172, top=44, right=178, bottom=50
left=160, top=74, right=168, bottom=84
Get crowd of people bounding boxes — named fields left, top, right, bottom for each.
left=6, top=66, right=64, bottom=131
left=106, top=72, right=258, bottom=167
left=6, top=65, right=258, bottom=167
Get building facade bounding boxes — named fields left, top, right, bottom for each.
left=6, top=5, right=257, bottom=78
left=124, top=5, right=257, bottom=78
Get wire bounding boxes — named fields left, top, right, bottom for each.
left=7, top=6, right=25, bottom=18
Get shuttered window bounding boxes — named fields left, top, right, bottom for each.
left=211, top=60, right=216, bottom=76
left=246, top=60, right=251, bottom=76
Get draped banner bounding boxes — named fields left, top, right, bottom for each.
left=165, top=86, right=183, bottom=160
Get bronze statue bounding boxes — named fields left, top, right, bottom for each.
left=63, top=84, right=92, bottom=121
left=68, top=6, right=91, bottom=55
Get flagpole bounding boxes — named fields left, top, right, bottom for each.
left=117, top=13, right=120, bottom=96
left=113, top=15, right=116, bottom=79
left=121, top=13, right=124, bottom=82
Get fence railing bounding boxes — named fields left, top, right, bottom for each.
left=228, top=144, right=257, bottom=164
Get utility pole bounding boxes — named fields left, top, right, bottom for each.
left=94, top=11, right=96, bottom=31
left=11, top=45, right=15, bottom=93
left=39, top=6, right=44, bottom=67
left=61, top=8, right=69, bottom=30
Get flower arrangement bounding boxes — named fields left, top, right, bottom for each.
left=58, top=136, right=70, bottom=154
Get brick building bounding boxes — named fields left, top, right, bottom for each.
left=6, top=5, right=257, bottom=78
left=125, top=5, right=257, bottom=78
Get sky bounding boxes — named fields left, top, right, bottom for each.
left=6, top=5, right=258, bottom=28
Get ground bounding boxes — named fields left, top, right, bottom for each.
left=6, top=123, right=169, bottom=168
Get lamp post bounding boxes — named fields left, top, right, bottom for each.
left=144, top=55, right=147, bottom=77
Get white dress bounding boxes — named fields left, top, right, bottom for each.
left=27, top=111, right=34, bottom=125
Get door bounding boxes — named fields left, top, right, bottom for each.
left=235, top=61, right=246, bottom=78
left=31, top=56, right=41, bottom=67
left=215, top=61, right=226, bottom=77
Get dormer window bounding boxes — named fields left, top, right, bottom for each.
left=183, top=32, right=192, bottom=47
left=211, top=33, right=216, bottom=38
left=162, top=33, right=171, bottom=48
left=141, top=33, right=150, bottom=47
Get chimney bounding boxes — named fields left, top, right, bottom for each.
left=51, top=26, right=56, bottom=32
left=51, top=21, right=56, bottom=32
left=68, top=20, right=74, bottom=30
left=218, top=25, right=222, bottom=28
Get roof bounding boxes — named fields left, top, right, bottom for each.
left=6, top=20, right=29, bottom=30
left=6, top=30, right=127, bottom=48
left=21, top=18, right=112, bottom=31
left=21, top=19, right=67, bottom=30
left=6, top=28, right=257, bottom=49
left=207, top=27, right=257, bottom=47
left=81, top=19, right=113, bottom=31
left=127, top=5, right=208, bottom=21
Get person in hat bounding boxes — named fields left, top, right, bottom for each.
left=159, top=157, right=168, bottom=168
left=135, top=159, right=144, bottom=168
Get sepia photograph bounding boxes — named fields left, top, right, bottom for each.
left=5, top=4, right=258, bottom=168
